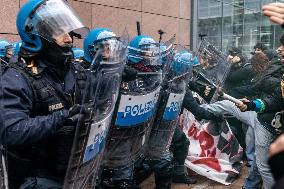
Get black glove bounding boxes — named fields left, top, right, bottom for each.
left=65, top=104, right=92, bottom=125
left=122, top=65, right=138, bottom=81
left=243, top=101, right=256, bottom=111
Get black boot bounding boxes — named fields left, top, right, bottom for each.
left=100, top=168, right=140, bottom=189
left=134, top=162, right=153, bottom=184
left=172, top=165, right=197, bottom=184
left=102, top=180, right=140, bottom=189
left=154, top=173, right=172, bottom=189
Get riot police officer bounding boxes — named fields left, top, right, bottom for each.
left=171, top=51, right=224, bottom=184
left=0, top=40, right=13, bottom=66
left=63, top=28, right=128, bottom=189
left=0, top=0, right=89, bottom=188
left=0, top=40, right=10, bottom=189
left=101, top=35, right=168, bottom=188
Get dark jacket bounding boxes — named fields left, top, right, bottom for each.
left=226, top=62, right=256, bottom=93
left=259, top=87, right=284, bottom=125
left=233, top=58, right=284, bottom=126
left=230, top=57, right=284, bottom=98
left=182, top=88, right=219, bottom=121
left=0, top=56, right=85, bottom=187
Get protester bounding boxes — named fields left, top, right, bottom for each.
left=252, top=42, right=267, bottom=55
left=269, top=134, right=284, bottom=189
left=236, top=64, right=283, bottom=189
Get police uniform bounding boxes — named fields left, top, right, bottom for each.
left=1, top=57, right=86, bottom=189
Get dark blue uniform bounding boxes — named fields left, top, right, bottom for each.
left=0, top=57, right=84, bottom=189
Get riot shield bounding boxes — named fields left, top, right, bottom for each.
left=63, top=32, right=129, bottom=189
left=146, top=45, right=193, bottom=159
left=0, top=58, right=8, bottom=189
left=102, top=38, right=175, bottom=177
left=194, top=39, right=231, bottom=103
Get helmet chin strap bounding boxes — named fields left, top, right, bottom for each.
left=0, top=57, right=9, bottom=65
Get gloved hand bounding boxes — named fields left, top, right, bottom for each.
left=122, top=65, right=138, bottom=81
left=65, top=104, right=92, bottom=125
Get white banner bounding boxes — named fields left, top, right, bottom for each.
left=181, top=108, right=243, bottom=185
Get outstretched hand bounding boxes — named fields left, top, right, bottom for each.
left=66, top=104, right=92, bottom=125
left=263, top=3, right=284, bottom=25
left=235, top=98, right=249, bottom=112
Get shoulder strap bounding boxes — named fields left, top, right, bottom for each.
left=73, top=62, right=87, bottom=104
left=9, top=58, right=67, bottom=107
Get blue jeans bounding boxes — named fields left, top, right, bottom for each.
left=244, top=125, right=262, bottom=189
left=255, top=122, right=277, bottom=189
left=244, top=158, right=262, bottom=189
left=202, top=101, right=272, bottom=188
left=244, top=124, right=255, bottom=166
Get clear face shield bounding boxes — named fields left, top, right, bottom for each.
left=128, top=44, right=163, bottom=66
left=89, top=38, right=125, bottom=65
left=5, top=46, right=14, bottom=59
left=167, top=46, right=193, bottom=84
left=197, top=39, right=230, bottom=86
left=64, top=32, right=129, bottom=188
left=25, top=0, right=89, bottom=42
left=128, top=37, right=175, bottom=67
left=86, top=32, right=129, bottom=121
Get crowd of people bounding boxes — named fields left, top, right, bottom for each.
left=1, top=0, right=284, bottom=189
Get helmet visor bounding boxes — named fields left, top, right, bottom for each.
left=128, top=42, right=173, bottom=66
left=26, top=0, right=89, bottom=42
left=172, top=55, right=193, bottom=77
left=6, top=45, right=14, bottom=58
left=89, top=38, right=128, bottom=66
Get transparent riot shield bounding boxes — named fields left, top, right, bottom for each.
left=146, top=45, right=193, bottom=159
left=102, top=38, right=175, bottom=180
left=0, top=58, right=8, bottom=189
left=194, top=39, right=231, bottom=103
left=63, top=32, right=129, bottom=189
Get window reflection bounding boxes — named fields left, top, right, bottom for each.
left=196, top=0, right=282, bottom=57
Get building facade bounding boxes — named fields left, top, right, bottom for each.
left=0, top=0, right=191, bottom=47
left=191, top=0, right=284, bottom=56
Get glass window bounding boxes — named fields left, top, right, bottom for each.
left=194, top=0, right=283, bottom=58
left=198, top=0, right=222, bottom=48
